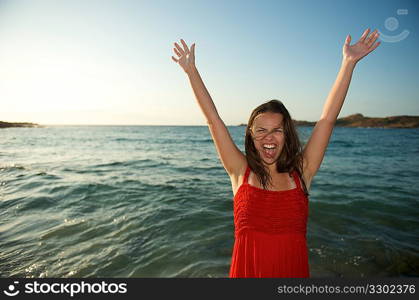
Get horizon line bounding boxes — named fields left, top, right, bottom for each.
left=2, top=113, right=419, bottom=127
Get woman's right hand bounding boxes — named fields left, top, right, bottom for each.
left=171, top=39, right=196, bottom=74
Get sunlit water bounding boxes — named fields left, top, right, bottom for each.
left=1, top=126, right=418, bottom=277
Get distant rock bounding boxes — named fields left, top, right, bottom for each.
left=292, top=120, right=316, bottom=126
left=240, top=114, right=419, bottom=128
left=0, top=121, right=40, bottom=128
left=334, top=114, right=419, bottom=128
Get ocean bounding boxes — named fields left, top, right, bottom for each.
left=1, top=125, right=418, bottom=278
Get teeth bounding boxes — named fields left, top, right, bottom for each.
left=263, top=144, right=276, bottom=149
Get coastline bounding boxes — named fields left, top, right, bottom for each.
left=239, top=113, right=419, bottom=128
left=4, top=113, right=419, bottom=129
left=0, top=121, right=40, bottom=128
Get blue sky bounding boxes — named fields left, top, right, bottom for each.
left=0, top=0, right=418, bottom=125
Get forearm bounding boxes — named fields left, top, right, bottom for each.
left=186, top=66, right=221, bottom=124
left=320, top=59, right=356, bottom=123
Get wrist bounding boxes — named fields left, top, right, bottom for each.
left=341, top=57, right=357, bottom=68
left=186, top=64, right=198, bottom=76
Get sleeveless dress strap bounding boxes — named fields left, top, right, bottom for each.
left=243, top=165, right=251, bottom=185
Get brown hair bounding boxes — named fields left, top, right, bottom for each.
left=244, top=99, right=309, bottom=195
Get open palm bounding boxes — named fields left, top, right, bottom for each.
left=171, top=39, right=195, bottom=74
left=343, top=28, right=380, bottom=63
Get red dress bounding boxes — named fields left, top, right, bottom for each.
left=229, top=165, right=310, bottom=278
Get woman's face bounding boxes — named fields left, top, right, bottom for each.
left=251, top=112, right=285, bottom=165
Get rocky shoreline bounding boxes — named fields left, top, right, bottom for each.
left=0, top=121, right=40, bottom=128
left=239, top=114, right=419, bottom=128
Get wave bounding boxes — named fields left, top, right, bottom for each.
left=329, top=140, right=355, bottom=148
left=112, top=137, right=145, bottom=142
left=0, top=164, right=26, bottom=171
left=190, top=139, right=214, bottom=144
left=91, top=159, right=154, bottom=168
left=172, top=165, right=223, bottom=174
left=61, top=159, right=170, bottom=174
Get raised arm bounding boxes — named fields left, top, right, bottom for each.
left=171, top=39, right=246, bottom=176
left=303, top=29, right=381, bottom=188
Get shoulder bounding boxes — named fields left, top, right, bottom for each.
left=230, top=162, right=248, bottom=183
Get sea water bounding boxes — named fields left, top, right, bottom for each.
left=1, top=126, right=418, bottom=277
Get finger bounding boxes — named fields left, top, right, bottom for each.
left=174, top=42, right=185, bottom=55
left=367, top=30, right=379, bottom=47
left=365, top=29, right=378, bottom=46
left=367, top=41, right=380, bottom=54
left=359, top=28, right=370, bottom=42
left=180, top=39, right=190, bottom=54
left=171, top=56, right=179, bottom=63
left=368, top=32, right=379, bottom=47
left=173, top=47, right=182, bottom=57
left=345, top=34, right=351, bottom=46
left=190, top=43, right=195, bottom=58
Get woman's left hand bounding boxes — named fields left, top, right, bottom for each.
left=343, top=28, right=380, bottom=64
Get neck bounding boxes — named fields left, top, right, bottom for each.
left=263, top=162, right=278, bottom=175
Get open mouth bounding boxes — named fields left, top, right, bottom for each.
left=262, top=144, right=277, bottom=158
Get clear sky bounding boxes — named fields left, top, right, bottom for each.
left=1, top=0, right=418, bottom=125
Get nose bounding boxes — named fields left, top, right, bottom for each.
left=263, top=131, right=275, bottom=141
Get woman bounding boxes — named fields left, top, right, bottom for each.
left=171, top=29, right=380, bottom=278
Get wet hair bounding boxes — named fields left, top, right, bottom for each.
left=244, top=99, right=309, bottom=195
